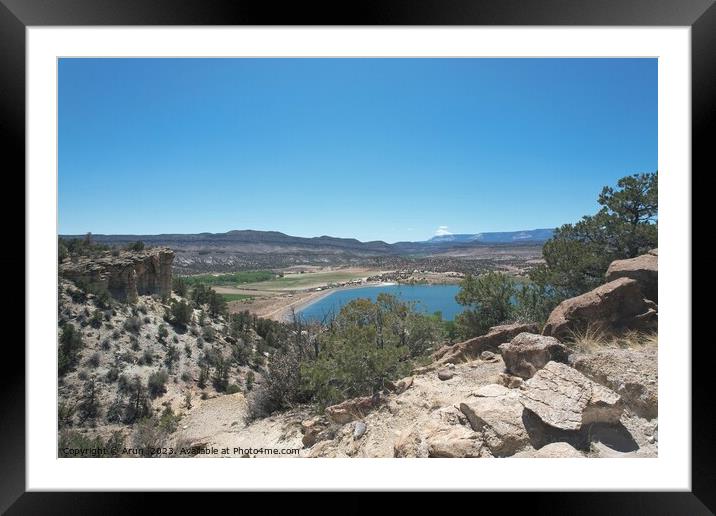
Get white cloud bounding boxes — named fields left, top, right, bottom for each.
left=434, top=226, right=452, bottom=236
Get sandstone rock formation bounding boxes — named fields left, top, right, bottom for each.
left=394, top=414, right=485, bottom=458
left=433, top=322, right=539, bottom=365
left=460, top=385, right=530, bottom=456
left=542, top=277, right=657, bottom=340
left=498, top=332, right=571, bottom=379
left=325, top=394, right=382, bottom=424
left=605, top=249, right=658, bottom=302
left=519, top=361, right=624, bottom=431
left=60, top=247, right=174, bottom=303
left=571, top=347, right=657, bottom=419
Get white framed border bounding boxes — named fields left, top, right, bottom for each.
left=27, top=27, right=691, bottom=491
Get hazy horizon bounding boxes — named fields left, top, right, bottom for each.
left=58, top=225, right=558, bottom=245
left=59, top=58, right=657, bottom=242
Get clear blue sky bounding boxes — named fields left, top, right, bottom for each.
left=59, top=58, right=657, bottom=243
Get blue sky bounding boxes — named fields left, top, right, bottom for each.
left=58, top=58, right=657, bottom=243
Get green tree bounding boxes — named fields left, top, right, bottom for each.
left=127, top=240, right=145, bottom=252
left=531, top=171, right=658, bottom=298
left=58, top=323, right=84, bottom=376
left=172, top=276, right=188, bottom=298
left=170, top=299, right=192, bottom=327
left=455, top=272, right=516, bottom=337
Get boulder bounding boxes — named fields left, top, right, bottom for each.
left=437, top=369, right=455, bottom=381
left=498, top=332, right=571, bottom=379
left=393, top=416, right=484, bottom=458
left=353, top=421, right=367, bottom=440
left=512, top=442, right=585, bottom=458
left=460, top=389, right=530, bottom=456
left=570, top=347, right=658, bottom=419
left=519, top=361, right=624, bottom=431
left=433, top=322, right=539, bottom=365
left=325, top=394, right=382, bottom=424
left=605, top=251, right=658, bottom=302
left=542, top=278, right=657, bottom=340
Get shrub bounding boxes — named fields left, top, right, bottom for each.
left=58, top=323, right=84, bottom=376
left=105, top=394, right=125, bottom=423
left=170, top=299, right=192, bottom=327
left=147, top=369, right=169, bottom=398
left=172, top=276, right=188, bottom=298
left=90, top=309, right=104, bottom=329
left=58, top=401, right=75, bottom=428
left=245, top=371, right=255, bottom=392
left=202, top=325, right=215, bottom=343
left=142, top=349, right=154, bottom=366
left=77, top=377, right=101, bottom=424
left=226, top=384, right=241, bottom=395
left=158, top=406, right=180, bottom=433
left=157, top=324, right=169, bottom=341
left=132, top=417, right=168, bottom=456
left=198, top=366, right=208, bottom=389
left=123, top=317, right=142, bottom=334
left=211, top=358, right=230, bottom=392
left=123, top=375, right=150, bottom=423
left=180, top=371, right=192, bottom=382
left=126, top=241, right=145, bottom=252
left=165, top=345, right=180, bottom=368
left=117, top=374, right=131, bottom=393
left=105, top=365, right=119, bottom=383
left=86, top=352, right=101, bottom=368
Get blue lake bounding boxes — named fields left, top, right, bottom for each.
left=297, top=284, right=463, bottom=322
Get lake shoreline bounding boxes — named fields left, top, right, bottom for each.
left=277, top=281, right=399, bottom=322
left=284, top=282, right=462, bottom=323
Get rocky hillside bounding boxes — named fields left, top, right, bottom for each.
left=167, top=249, right=659, bottom=458
left=58, top=248, right=658, bottom=459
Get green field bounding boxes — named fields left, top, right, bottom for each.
left=182, top=271, right=277, bottom=287
left=241, top=270, right=376, bottom=291
left=220, top=293, right=255, bottom=302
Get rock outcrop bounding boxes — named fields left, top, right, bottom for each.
left=605, top=249, right=658, bottom=302
left=394, top=412, right=485, bottom=458
left=433, top=322, right=539, bottom=365
left=325, top=394, right=382, bottom=424
left=60, top=247, right=174, bottom=303
left=519, top=361, right=624, bottom=431
left=498, top=332, right=571, bottom=379
left=542, top=277, right=657, bottom=340
left=460, top=384, right=530, bottom=456
left=570, top=347, right=658, bottom=419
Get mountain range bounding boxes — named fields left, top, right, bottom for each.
left=61, top=228, right=554, bottom=256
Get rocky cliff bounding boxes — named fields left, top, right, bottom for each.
left=59, top=247, right=174, bottom=302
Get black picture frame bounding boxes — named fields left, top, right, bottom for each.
left=2, top=0, right=709, bottom=512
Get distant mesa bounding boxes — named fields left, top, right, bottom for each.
left=426, top=228, right=555, bottom=244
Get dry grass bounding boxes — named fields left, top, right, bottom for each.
left=567, top=325, right=657, bottom=352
